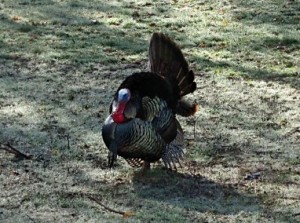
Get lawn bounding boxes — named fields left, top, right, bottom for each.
left=0, top=0, right=299, bottom=222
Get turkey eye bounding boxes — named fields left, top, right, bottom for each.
left=121, top=94, right=128, bottom=101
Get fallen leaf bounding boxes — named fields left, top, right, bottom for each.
left=199, top=42, right=206, bottom=48
left=123, top=210, right=135, bottom=218
left=12, top=16, right=22, bottom=21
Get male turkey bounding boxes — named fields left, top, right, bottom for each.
left=102, top=33, right=197, bottom=170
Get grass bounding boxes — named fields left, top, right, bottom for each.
left=0, top=0, right=300, bottom=222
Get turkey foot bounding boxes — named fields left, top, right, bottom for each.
left=140, top=161, right=150, bottom=175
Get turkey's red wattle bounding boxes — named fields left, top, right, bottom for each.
left=112, top=102, right=126, bottom=123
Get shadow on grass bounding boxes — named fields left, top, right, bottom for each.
left=131, top=169, right=260, bottom=215
left=0, top=1, right=148, bottom=64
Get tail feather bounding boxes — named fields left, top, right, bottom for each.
left=149, top=33, right=189, bottom=82
left=178, top=70, right=195, bottom=95
left=149, top=33, right=197, bottom=116
left=180, top=82, right=197, bottom=97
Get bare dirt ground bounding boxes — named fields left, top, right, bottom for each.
left=1, top=0, right=300, bottom=222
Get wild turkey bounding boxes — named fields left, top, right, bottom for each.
left=102, top=33, right=197, bottom=170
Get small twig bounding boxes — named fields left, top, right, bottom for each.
left=66, top=134, right=70, bottom=150
left=57, top=192, right=133, bottom=218
left=284, top=127, right=300, bottom=137
left=6, top=143, right=33, bottom=159
left=86, top=195, right=125, bottom=215
left=293, top=212, right=300, bottom=217
left=26, top=214, right=36, bottom=223
left=0, top=143, right=32, bottom=159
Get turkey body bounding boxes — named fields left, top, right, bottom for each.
left=102, top=33, right=197, bottom=169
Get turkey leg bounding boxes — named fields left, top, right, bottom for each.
left=142, top=161, right=150, bottom=172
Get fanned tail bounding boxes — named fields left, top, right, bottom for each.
left=149, top=33, right=197, bottom=116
